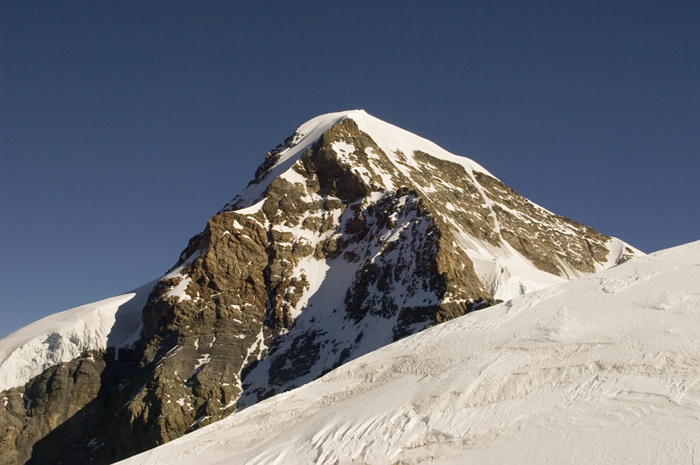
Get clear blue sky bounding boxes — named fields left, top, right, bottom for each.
left=1, top=1, right=699, bottom=338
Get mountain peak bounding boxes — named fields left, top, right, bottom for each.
left=223, top=110, right=491, bottom=212
left=0, top=110, right=642, bottom=464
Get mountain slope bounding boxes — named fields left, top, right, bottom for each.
left=144, top=109, right=639, bottom=413
left=0, top=281, right=154, bottom=393
left=0, top=110, right=640, bottom=464
left=118, top=240, right=700, bottom=465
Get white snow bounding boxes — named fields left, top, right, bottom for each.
left=233, top=198, right=266, bottom=215
left=599, top=236, right=643, bottom=270
left=470, top=250, right=568, bottom=301
left=330, top=141, right=357, bottom=172
left=346, top=110, right=493, bottom=176
left=117, top=240, right=700, bottom=465
left=0, top=280, right=156, bottom=392
left=288, top=255, right=329, bottom=319
left=278, top=166, right=308, bottom=186
left=193, top=354, right=210, bottom=373
left=165, top=276, right=193, bottom=302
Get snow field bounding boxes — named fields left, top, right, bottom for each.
left=118, top=241, right=700, bottom=465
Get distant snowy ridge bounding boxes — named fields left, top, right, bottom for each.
left=118, top=240, right=700, bottom=465
left=0, top=281, right=154, bottom=392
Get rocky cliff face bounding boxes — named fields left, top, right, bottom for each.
left=0, top=110, right=640, bottom=464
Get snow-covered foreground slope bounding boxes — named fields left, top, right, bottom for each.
left=0, top=281, right=154, bottom=392
left=119, top=240, right=700, bottom=465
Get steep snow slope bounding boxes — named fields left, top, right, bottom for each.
left=0, top=281, right=154, bottom=392
left=118, top=240, right=700, bottom=465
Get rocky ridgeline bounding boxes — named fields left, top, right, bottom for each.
left=0, top=112, right=638, bottom=464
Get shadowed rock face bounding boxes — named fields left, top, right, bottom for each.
left=0, top=115, right=638, bottom=465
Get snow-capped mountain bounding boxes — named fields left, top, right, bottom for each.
left=116, top=240, right=700, bottom=465
left=0, top=110, right=640, bottom=464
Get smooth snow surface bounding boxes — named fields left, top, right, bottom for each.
left=0, top=281, right=155, bottom=392
left=118, top=240, right=700, bottom=465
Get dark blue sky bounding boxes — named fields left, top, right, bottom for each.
left=2, top=1, right=699, bottom=337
